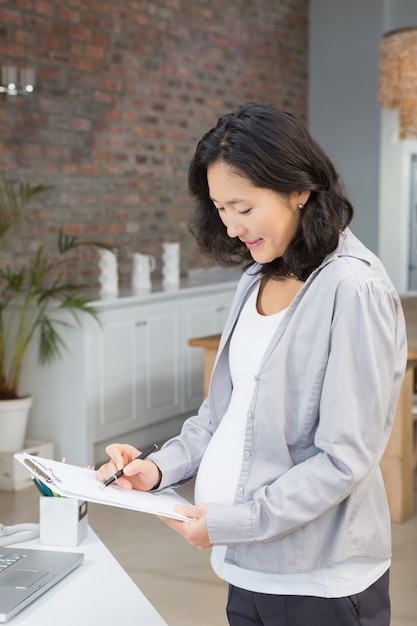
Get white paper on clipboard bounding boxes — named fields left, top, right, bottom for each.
left=15, top=453, right=191, bottom=521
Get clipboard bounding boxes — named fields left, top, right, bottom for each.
left=15, top=453, right=191, bottom=521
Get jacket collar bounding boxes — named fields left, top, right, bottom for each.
left=319, top=228, right=373, bottom=270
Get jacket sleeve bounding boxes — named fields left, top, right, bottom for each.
left=149, top=396, right=215, bottom=490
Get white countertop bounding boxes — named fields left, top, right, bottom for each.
left=8, top=528, right=168, bottom=625
left=92, top=267, right=242, bottom=309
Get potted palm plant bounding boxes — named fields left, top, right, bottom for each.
left=0, top=180, right=112, bottom=452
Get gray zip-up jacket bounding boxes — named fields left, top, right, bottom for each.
left=152, top=229, right=407, bottom=574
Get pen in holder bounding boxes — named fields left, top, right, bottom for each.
left=39, top=496, right=88, bottom=547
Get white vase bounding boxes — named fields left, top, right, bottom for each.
left=0, top=395, right=33, bottom=452
left=131, top=253, right=156, bottom=291
left=98, top=249, right=118, bottom=297
left=162, top=242, right=180, bottom=287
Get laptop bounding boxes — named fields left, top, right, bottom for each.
left=0, top=546, right=83, bottom=622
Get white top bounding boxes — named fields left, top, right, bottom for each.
left=195, top=282, right=390, bottom=596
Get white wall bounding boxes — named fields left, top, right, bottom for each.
left=379, top=1, right=417, bottom=292
left=309, top=0, right=383, bottom=253
left=379, top=111, right=417, bottom=292
left=309, top=0, right=417, bottom=292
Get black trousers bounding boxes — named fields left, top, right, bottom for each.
left=226, top=569, right=390, bottom=626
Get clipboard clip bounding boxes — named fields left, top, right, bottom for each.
left=23, top=458, right=62, bottom=484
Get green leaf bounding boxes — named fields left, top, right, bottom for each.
left=38, top=318, right=67, bottom=365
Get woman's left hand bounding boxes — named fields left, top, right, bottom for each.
left=160, top=503, right=212, bottom=550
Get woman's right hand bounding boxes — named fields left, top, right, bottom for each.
left=95, top=443, right=161, bottom=491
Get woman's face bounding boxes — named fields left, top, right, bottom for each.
left=207, top=161, right=309, bottom=264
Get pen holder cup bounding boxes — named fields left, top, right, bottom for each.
left=39, top=497, right=88, bottom=547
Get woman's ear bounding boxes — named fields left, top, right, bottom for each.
left=298, top=190, right=311, bottom=207
left=292, top=190, right=311, bottom=210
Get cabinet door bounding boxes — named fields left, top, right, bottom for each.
left=89, top=308, right=137, bottom=442
left=134, top=301, right=181, bottom=426
left=181, top=290, right=235, bottom=411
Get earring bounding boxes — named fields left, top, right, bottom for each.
left=298, top=203, right=304, bottom=209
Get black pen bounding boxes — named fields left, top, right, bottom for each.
left=98, top=443, right=158, bottom=490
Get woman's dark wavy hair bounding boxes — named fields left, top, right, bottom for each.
left=188, top=102, right=353, bottom=281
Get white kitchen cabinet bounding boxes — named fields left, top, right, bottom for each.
left=134, top=301, right=181, bottom=427
left=22, top=275, right=238, bottom=466
left=181, top=291, right=235, bottom=411
left=87, top=307, right=137, bottom=443
left=87, top=301, right=182, bottom=444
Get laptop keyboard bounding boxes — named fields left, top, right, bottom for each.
left=0, top=553, right=24, bottom=572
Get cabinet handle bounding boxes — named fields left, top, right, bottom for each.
left=135, top=321, right=147, bottom=326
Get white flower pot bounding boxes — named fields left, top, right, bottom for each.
left=0, top=395, right=33, bottom=452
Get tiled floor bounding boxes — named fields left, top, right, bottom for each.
left=1, top=473, right=416, bottom=625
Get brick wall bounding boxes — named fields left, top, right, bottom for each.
left=0, top=0, right=308, bottom=288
